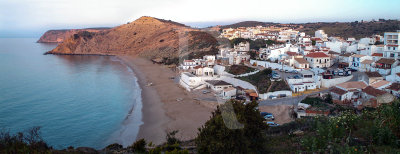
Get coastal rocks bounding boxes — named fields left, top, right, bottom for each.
left=37, top=28, right=109, bottom=43
left=44, top=16, right=219, bottom=60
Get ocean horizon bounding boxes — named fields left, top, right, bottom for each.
left=0, top=38, right=142, bottom=149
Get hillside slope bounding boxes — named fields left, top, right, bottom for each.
left=45, top=16, right=219, bottom=60
left=37, top=28, right=109, bottom=43
left=219, top=20, right=400, bottom=39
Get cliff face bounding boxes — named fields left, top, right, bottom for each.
left=37, top=28, right=109, bottom=43
left=45, top=17, right=219, bottom=60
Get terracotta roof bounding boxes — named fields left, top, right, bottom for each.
left=397, top=73, right=400, bottom=77
left=330, top=87, right=348, bottom=95
left=371, top=80, right=391, bottom=89
left=371, top=53, right=383, bottom=57
left=361, top=60, right=374, bottom=64
left=286, top=52, right=298, bottom=56
left=352, top=54, right=366, bottom=58
left=336, top=81, right=368, bottom=90
left=340, top=53, right=352, bottom=57
left=193, top=65, right=204, bottom=69
left=376, top=58, right=396, bottom=65
left=223, top=87, right=236, bottom=92
left=362, top=86, right=387, bottom=97
left=294, top=58, right=309, bottom=64
left=386, top=82, right=400, bottom=91
left=365, top=72, right=382, bottom=78
left=305, top=52, right=329, bottom=58
left=328, top=51, right=340, bottom=54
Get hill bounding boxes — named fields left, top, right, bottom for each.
left=299, top=20, right=400, bottom=39
left=44, top=16, right=219, bottom=61
left=37, top=28, right=110, bottom=43
left=219, top=20, right=400, bottom=39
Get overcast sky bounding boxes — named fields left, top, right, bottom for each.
left=1, top=0, right=399, bottom=37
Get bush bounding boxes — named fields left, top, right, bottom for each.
left=130, top=138, right=146, bottom=153
left=0, top=126, right=51, bottom=153
left=196, top=100, right=268, bottom=153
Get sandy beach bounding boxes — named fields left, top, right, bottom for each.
left=118, top=55, right=216, bottom=145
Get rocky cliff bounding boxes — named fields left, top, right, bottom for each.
left=37, top=28, right=109, bottom=43
left=45, top=16, right=219, bottom=61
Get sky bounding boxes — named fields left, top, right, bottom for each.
left=0, top=0, right=399, bottom=37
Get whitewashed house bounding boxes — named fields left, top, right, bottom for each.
left=222, top=87, right=237, bottom=99
left=304, top=52, right=331, bottom=68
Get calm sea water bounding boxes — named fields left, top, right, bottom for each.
left=0, top=38, right=142, bottom=149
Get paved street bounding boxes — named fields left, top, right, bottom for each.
left=258, top=88, right=330, bottom=106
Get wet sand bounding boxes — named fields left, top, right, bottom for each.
left=118, top=55, right=215, bottom=145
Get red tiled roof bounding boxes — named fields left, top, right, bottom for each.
left=294, top=58, right=309, bottom=64
left=376, top=58, right=396, bottom=65
left=330, top=87, right=347, bottom=95
left=386, top=83, right=400, bottom=91
left=371, top=53, right=383, bottom=57
left=286, top=52, right=298, bottom=56
left=362, top=86, right=387, bottom=97
left=305, top=52, right=329, bottom=58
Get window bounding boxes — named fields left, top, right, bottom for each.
left=391, top=53, right=395, bottom=57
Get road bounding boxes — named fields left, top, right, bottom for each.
left=257, top=88, right=331, bottom=106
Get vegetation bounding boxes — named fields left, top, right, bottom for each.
left=2, top=100, right=400, bottom=153
left=266, top=101, right=400, bottom=153
left=195, top=100, right=268, bottom=153
left=0, top=127, right=51, bottom=153
left=222, top=20, right=400, bottom=39
left=301, top=97, right=330, bottom=109
left=238, top=68, right=272, bottom=93
left=300, top=20, right=400, bottom=39
left=269, top=80, right=291, bottom=92
left=226, top=65, right=256, bottom=75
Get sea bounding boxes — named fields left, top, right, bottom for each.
left=0, top=38, right=143, bottom=149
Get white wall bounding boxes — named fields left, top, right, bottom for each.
left=220, top=76, right=258, bottom=94
left=321, top=75, right=353, bottom=88
left=259, top=91, right=292, bottom=100
left=250, top=59, right=300, bottom=71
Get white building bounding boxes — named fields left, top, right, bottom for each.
left=304, top=52, right=331, bottom=68
left=315, top=30, right=328, bottom=41
left=287, top=70, right=318, bottom=93
left=205, top=80, right=233, bottom=92
left=179, top=72, right=203, bottom=91
left=234, top=42, right=250, bottom=51
left=222, top=87, right=237, bottom=99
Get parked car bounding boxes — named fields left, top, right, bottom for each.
left=293, top=74, right=301, bottom=79
left=291, top=70, right=298, bottom=73
left=272, top=74, right=281, bottom=79
left=338, top=70, right=344, bottom=76
left=279, top=69, right=284, bottom=72
left=269, top=95, right=278, bottom=99
left=261, top=112, right=275, bottom=120
left=266, top=121, right=279, bottom=127
left=285, top=70, right=290, bottom=73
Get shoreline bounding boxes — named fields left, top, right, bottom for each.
left=117, top=55, right=215, bottom=145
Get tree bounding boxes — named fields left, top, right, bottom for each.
left=324, top=94, right=333, bottom=104
left=195, top=100, right=268, bottom=153
left=130, top=138, right=146, bottom=153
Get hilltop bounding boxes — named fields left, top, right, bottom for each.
left=45, top=16, right=219, bottom=62
left=37, top=28, right=110, bottom=43
left=218, top=19, right=400, bottom=39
